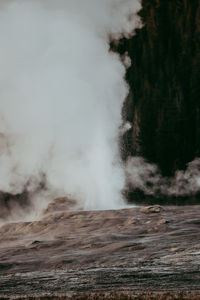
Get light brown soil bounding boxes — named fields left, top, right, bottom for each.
left=0, top=201, right=200, bottom=298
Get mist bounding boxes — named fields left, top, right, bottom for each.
left=0, top=0, right=141, bottom=220
left=126, top=157, right=200, bottom=198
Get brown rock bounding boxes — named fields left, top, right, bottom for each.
left=40, top=196, right=81, bottom=216
left=140, top=205, right=163, bottom=214
left=157, top=219, right=169, bottom=225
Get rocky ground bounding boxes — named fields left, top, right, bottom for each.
left=0, top=199, right=200, bottom=298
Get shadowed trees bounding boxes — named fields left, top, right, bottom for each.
left=120, top=0, right=200, bottom=178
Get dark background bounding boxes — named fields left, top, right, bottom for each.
left=115, top=0, right=200, bottom=204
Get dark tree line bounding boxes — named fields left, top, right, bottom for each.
left=118, top=0, right=200, bottom=178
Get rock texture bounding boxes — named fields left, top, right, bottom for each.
left=0, top=205, right=199, bottom=297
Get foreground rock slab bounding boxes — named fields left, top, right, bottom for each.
left=0, top=205, right=200, bottom=297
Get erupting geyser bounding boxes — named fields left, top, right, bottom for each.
left=0, top=0, right=141, bottom=220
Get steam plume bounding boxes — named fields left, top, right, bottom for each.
left=126, top=157, right=200, bottom=197
left=0, top=0, right=141, bottom=219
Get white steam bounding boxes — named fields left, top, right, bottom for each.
left=126, top=157, right=200, bottom=197
left=0, top=0, right=141, bottom=217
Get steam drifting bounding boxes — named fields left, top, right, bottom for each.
left=126, top=157, right=200, bottom=197
left=0, top=0, right=141, bottom=219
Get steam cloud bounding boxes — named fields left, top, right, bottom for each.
left=0, top=0, right=141, bottom=219
left=126, top=157, right=200, bottom=197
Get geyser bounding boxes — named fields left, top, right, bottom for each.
left=0, top=0, right=141, bottom=220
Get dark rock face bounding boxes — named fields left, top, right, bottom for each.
left=120, top=0, right=200, bottom=177
left=0, top=205, right=199, bottom=297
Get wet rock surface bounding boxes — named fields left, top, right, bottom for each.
left=0, top=205, right=200, bottom=297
